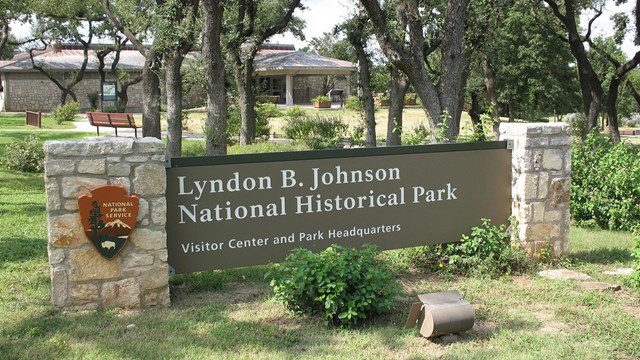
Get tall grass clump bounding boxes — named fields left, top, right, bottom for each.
left=0, top=135, right=44, bottom=173
left=283, top=114, right=348, bottom=149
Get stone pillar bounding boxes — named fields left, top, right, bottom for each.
left=44, top=138, right=169, bottom=310
left=286, top=74, right=294, bottom=106
left=499, top=123, right=571, bottom=258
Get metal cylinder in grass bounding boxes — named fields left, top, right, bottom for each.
left=404, top=291, right=475, bottom=338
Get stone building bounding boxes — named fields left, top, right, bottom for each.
left=0, top=43, right=356, bottom=112
left=0, top=44, right=144, bottom=112
left=254, top=44, right=357, bottom=105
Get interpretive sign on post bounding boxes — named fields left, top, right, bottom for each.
left=101, top=81, right=117, bottom=102
left=165, top=143, right=511, bottom=274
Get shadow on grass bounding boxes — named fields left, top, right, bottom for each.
left=0, top=290, right=327, bottom=359
left=0, top=237, right=47, bottom=265
left=570, top=247, right=633, bottom=265
left=0, top=202, right=45, bottom=216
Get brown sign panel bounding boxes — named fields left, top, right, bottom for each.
left=78, top=185, right=139, bottom=259
left=166, top=143, right=511, bottom=274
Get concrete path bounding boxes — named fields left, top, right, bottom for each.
left=71, top=118, right=204, bottom=140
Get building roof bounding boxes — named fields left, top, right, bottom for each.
left=0, top=45, right=145, bottom=73
left=0, top=43, right=357, bottom=76
left=254, top=47, right=357, bottom=76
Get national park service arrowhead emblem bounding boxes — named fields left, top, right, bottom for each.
left=78, top=185, right=139, bottom=259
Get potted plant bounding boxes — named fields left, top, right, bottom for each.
left=404, top=93, right=417, bottom=106
left=374, top=95, right=390, bottom=107
left=312, top=95, right=331, bottom=109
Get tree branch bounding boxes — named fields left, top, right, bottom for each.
left=103, top=0, right=145, bottom=51
left=583, top=6, right=603, bottom=41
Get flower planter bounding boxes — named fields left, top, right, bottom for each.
left=313, top=101, right=332, bottom=109
left=375, top=98, right=390, bottom=107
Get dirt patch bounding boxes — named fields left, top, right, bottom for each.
left=398, top=268, right=440, bottom=295
left=532, top=310, right=569, bottom=335
left=172, top=282, right=271, bottom=306
left=622, top=305, right=640, bottom=319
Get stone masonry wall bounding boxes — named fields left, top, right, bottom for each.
left=4, top=72, right=143, bottom=112
left=44, top=138, right=168, bottom=310
left=293, top=75, right=351, bottom=103
left=499, top=123, right=571, bottom=257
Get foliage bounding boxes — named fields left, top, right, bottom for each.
left=564, top=113, right=588, bottom=139
left=266, top=244, right=400, bottom=327
left=284, top=105, right=307, bottom=122
left=428, top=218, right=532, bottom=277
left=349, top=125, right=366, bottom=147
left=571, top=131, right=640, bottom=231
left=620, top=113, right=640, bottom=128
left=227, top=102, right=274, bottom=144
left=632, top=235, right=640, bottom=288
left=0, top=135, right=44, bottom=173
left=311, top=95, right=331, bottom=103
left=50, top=101, right=80, bottom=125
left=86, top=91, right=99, bottom=111
left=403, top=123, right=432, bottom=145
left=283, top=114, right=348, bottom=149
left=344, top=96, right=364, bottom=112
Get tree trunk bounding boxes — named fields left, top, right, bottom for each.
left=166, top=53, right=185, bottom=157
left=469, top=91, right=486, bottom=141
left=237, top=62, right=257, bottom=145
left=544, top=0, right=603, bottom=136
left=141, top=48, right=161, bottom=138
left=481, top=57, right=500, bottom=137
left=439, top=0, right=470, bottom=141
left=202, top=0, right=227, bottom=155
left=387, top=65, right=408, bottom=146
left=353, top=42, right=376, bottom=147
left=360, top=0, right=469, bottom=143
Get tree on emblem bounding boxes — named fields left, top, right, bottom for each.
left=89, top=201, right=105, bottom=239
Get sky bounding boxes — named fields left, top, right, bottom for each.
left=8, top=0, right=638, bottom=58
left=269, top=0, right=353, bottom=49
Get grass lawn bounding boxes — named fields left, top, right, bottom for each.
left=0, top=113, right=79, bottom=130
left=184, top=106, right=476, bottom=141
left=0, top=117, right=639, bottom=359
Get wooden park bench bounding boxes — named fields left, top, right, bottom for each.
left=86, top=112, right=141, bottom=138
left=25, top=110, right=42, bottom=128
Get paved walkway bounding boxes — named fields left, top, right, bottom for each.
left=71, top=119, right=204, bottom=140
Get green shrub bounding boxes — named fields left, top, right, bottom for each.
left=349, top=125, right=366, bottom=147
left=311, top=95, right=331, bottom=103
left=564, top=113, right=587, bottom=139
left=1, top=135, right=45, bottom=173
left=283, top=114, right=348, bottom=149
left=284, top=105, right=307, bottom=122
left=571, top=131, right=640, bottom=231
left=344, top=96, right=364, bottom=112
left=267, top=244, right=400, bottom=327
left=632, top=235, right=640, bottom=288
left=225, top=102, right=274, bottom=144
left=255, top=103, right=278, bottom=138
left=87, top=92, right=99, bottom=111
left=430, top=218, right=531, bottom=277
left=51, top=101, right=81, bottom=124
left=403, top=124, right=432, bottom=145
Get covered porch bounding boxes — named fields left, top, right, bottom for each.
left=254, top=47, right=357, bottom=106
